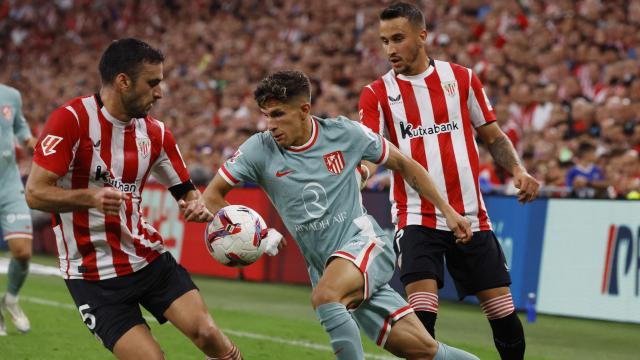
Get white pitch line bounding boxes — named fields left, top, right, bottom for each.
left=21, top=296, right=397, bottom=360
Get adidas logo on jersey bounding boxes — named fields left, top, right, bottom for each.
left=95, top=165, right=137, bottom=193
left=399, top=121, right=459, bottom=139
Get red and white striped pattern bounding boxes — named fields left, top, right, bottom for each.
left=480, top=293, right=515, bottom=320
left=33, top=94, right=190, bottom=280
left=408, top=291, right=439, bottom=313
left=376, top=305, right=414, bottom=346
left=359, top=60, right=494, bottom=232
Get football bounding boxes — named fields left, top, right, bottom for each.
left=205, top=205, right=267, bottom=267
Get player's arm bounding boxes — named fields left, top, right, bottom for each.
left=25, top=164, right=124, bottom=214
left=201, top=173, right=233, bottom=214
left=384, top=143, right=472, bottom=242
left=476, top=122, right=539, bottom=203
left=358, top=86, right=384, bottom=189
left=12, top=90, right=36, bottom=151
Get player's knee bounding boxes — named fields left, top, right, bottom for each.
left=192, top=321, right=222, bottom=348
left=310, top=286, right=341, bottom=309
left=12, top=246, right=32, bottom=261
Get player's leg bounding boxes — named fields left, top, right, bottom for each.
left=141, top=253, right=241, bottom=359
left=112, top=324, right=164, bottom=360
left=0, top=196, right=33, bottom=333
left=311, top=257, right=366, bottom=360
left=163, top=289, right=240, bottom=359
left=353, top=285, right=478, bottom=360
left=477, top=287, right=524, bottom=360
left=385, top=313, right=479, bottom=360
left=395, top=226, right=449, bottom=338
left=453, top=231, right=524, bottom=360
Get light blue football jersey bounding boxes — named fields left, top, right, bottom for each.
left=221, top=116, right=390, bottom=278
left=0, top=84, right=32, bottom=176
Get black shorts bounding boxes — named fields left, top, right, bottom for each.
left=394, top=225, right=511, bottom=299
left=64, top=252, right=198, bottom=351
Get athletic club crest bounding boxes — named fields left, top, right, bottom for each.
left=1, top=105, right=13, bottom=121
left=136, top=138, right=151, bottom=159
left=323, top=151, right=345, bottom=175
left=441, top=81, right=458, bottom=97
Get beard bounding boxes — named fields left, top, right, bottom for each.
left=121, top=92, right=149, bottom=119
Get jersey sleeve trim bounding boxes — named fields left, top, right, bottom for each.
left=375, top=137, right=390, bottom=164
left=219, top=166, right=239, bottom=185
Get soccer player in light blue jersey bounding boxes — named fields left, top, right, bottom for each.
left=192, top=70, right=478, bottom=360
left=0, top=83, right=37, bottom=335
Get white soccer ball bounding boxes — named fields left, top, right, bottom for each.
left=205, top=205, right=267, bottom=267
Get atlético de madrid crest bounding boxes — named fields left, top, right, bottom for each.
left=2, top=105, right=13, bottom=121
left=136, top=137, right=151, bottom=159
left=323, top=151, right=345, bottom=175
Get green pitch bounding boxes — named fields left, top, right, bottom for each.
left=1, top=255, right=639, bottom=359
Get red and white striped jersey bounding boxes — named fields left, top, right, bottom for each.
left=33, top=94, right=192, bottom=280
left=359, top=59, right=495, bottom=232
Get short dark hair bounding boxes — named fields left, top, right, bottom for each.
left=99, top=38, right=164, bottom=84
left=379, top=2, right=426, bottom=29
left=254, top=70, right=311, bottom=108
left=577, top=141, right=596, bottom=157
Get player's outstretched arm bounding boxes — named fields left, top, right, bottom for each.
left=201, top=173, right=233, bottom=214
left=25, top=163, right=125, bottom=215
left=476, top=122, right=540, bottom=203
left=383, top=143, right=472, bottom=242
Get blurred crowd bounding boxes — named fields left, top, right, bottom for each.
left=1, top=0, right=638, bottom=198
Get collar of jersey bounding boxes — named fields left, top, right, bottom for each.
left=286, top=117, right=318, bottom=152
left=93, top=93, right=135, bottom=127
left=396, top=58, right=436, bottom=81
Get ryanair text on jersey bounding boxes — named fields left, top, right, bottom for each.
left=399, top=120, right=459, bottom=139
left=95, top=165, right=137, bottom=193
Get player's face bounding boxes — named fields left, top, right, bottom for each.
left=379, top=17, right=427, bottom=75
left=260, top=99, right=311, bottom=147
left=121, top=62, right=163, bottom=119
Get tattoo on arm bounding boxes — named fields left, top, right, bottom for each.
left=408, top=175, right=422, bottom=194
left=488, top=135, right=521, bottom=174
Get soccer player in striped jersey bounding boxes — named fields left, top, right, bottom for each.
left=359, top=3, right=540, bottom=360
left=25, top=39, right=241, bottom=360
left=0, top=83, right=38, bottom=335
left=196, top=70, right=479, bottom=360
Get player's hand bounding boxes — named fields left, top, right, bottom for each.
left=513, top=167, right=540, bottom=204
left=259, top=228, right=286, bottom=256
left=93, top=187, right=125, bottom=215
left=178, top=198, right=214, bottom=223
left=444, top=210, right=472, bottom=244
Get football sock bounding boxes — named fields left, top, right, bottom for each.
left=481, top=294, right=525, bottom=360
left=7, top=258, right=29, bottom=296
left=206, top=343, right=242, bottom=359
left=315, top=302, right=364, bottom=360
left=408, top=292, right=438, bottom=338
left=433, top=341, right=480, bottom=360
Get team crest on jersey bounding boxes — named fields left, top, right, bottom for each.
left=136, top=138, right=151, bottom=159
left=1, top=105, right=12, bottom=121
left=323, top=151, right=345, bottom=175
left=41, top=134, right=63, bottom=156
left=441, top=81, right=458, bottom=97
left=228, top=149, right=242, bottom=163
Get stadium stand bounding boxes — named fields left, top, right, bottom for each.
left=1, top=0, right=638, bottom=198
